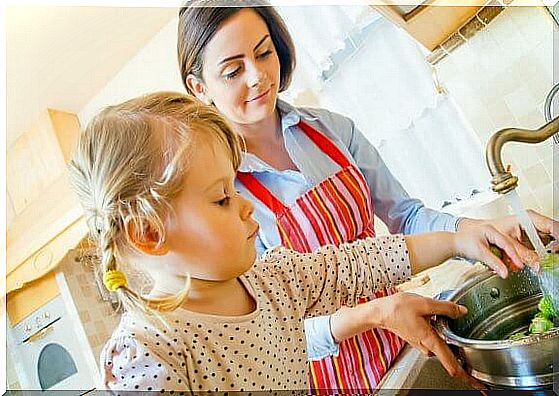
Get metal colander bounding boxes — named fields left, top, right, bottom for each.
left=436, top=267, right=559, bottom=390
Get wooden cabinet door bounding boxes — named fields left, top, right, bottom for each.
left=371, top=0, right=484, bottom=51
left=6, top=109, right=80, bottom=217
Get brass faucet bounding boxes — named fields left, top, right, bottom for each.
left=485, top=116, right=559, bottom=194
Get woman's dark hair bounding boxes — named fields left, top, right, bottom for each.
left=177, top=0, right=296, bottom=93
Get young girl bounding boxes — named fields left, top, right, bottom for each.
left=69, top=91, right=536, bottom=392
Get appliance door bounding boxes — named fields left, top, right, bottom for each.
left=17, top=315, right=96, bottom=394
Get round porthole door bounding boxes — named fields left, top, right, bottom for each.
left=37, top=343, right=78, bottom=390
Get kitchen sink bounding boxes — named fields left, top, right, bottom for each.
left=377, top=345, right=476, bottom=395
left=403, top=355, right=476, bottom=392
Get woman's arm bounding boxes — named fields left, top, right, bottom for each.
left=345, top=118, right=459, bottom=234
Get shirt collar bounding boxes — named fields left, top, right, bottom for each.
left=237, top=99, right=318, bottom=173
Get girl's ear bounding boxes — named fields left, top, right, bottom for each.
left=186, top=74, right=212, bottom=105
left=124, top=217, right=169, bottom=256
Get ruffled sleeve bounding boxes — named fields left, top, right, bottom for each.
left=100, top=324, right=190, bottom=393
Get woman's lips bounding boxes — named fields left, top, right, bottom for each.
left=247, top=89, right=270, bottom=103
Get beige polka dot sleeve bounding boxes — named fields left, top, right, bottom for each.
left=259, top=234, right=411, bottom=318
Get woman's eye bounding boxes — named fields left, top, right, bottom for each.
left=223, top=67, right=241, bottom=80
left=257, top=50, right=272, bottom=59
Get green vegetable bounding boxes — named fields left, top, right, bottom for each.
left=540, top=253, right=559, bottom=271
left=534, top=311, right=547, bottom=320
left=538, top=295, right=557, bottom=319
left=489, top=245, right=503, bottom=259
left=508, top=331, right=527, bottom=341
left=529, top=316, right=554, bottom=334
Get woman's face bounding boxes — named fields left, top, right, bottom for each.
left=188, top=9, right=281, bottom=126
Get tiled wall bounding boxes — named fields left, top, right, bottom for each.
left=58, top=249, right=122, bottom=363
left=6, top=348, right=21, bottom=390
left=434, top=4, right=557, bottom=218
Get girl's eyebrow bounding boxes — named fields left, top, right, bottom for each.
left=204, top=177, right=225, bottom=193
left=218, top=34, right=270, bottom=65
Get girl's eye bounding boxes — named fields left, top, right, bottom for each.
left=257, top=50, right=272, bottom=59
left=216, top=196, right=231, bottom=206
left=223, top=67, right=241, bottom=80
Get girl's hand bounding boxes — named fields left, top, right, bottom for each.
left=372, top=293, right=486, bottom=391
left=453, top=223, right=539, bottom=278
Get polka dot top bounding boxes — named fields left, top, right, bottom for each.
left=100, top=235, right=410, bottom=392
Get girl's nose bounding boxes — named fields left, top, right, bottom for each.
left=239, top=194, right=254, bottom=220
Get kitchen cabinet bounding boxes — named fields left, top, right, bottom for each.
left=371, top=0, right=485, bottom=51
left=7, top=109, right=80, bottom=215
left=6, top=271, right=60, bottom=326
left=371, top=0, right=550, bottom=62
left=7, top=109, right=88, bottom=293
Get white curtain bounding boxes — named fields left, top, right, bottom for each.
left=278, top=6, right=489, bottom=209
left=275, top=4, right=378, bottom=98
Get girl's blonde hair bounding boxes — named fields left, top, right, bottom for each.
left=69, top=91, right=242, bottom=313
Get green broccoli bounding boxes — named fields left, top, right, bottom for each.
left=538, top=295, right=557, bottom=319
left=508, top=331, right=527, bottom=341
left=529, top=316, right=554, bottom=334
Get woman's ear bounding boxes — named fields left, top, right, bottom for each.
left=124, top=217, right=169, bottom=256
left=186, top=74, right=212, bottom=105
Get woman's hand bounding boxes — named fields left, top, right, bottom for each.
left=370, top=293, right=486, bottom=391
left=458, top=210, right=558, bottom=249
left=453, top=223, right=539, bottom=278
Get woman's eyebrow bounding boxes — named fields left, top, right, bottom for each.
left=218, top=34, right=270, bottom=65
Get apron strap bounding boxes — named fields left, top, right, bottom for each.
left=237, top=120, right=350, bottom=214
left=298, top=121, right=350, bottom=168
left=236, top=172, right=286, bottom=215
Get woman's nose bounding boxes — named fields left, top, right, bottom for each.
left=246, top=62, right=265, bottom=88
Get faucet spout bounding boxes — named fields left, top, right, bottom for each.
left=485, top=116, right=559, bottom=194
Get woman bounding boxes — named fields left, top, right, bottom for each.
left=176, top=2, right=557, bottom=392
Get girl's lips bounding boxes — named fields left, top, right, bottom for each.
left=247, top=89, right=270, bottom=103
left=248, top=224, right=260, bottom=239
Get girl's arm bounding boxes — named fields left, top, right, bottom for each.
left=329, top=291, right=486, bottom=391
left=325, top=225, right=537, bottom=390
left=326, top=224, right=537, bottom=342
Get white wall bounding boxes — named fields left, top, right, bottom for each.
left=435, top=4, right=557, bottom=218
left=78, top=17, right=183, bottom=127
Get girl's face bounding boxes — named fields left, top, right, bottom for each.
left=188, top=9, right=281, bottom=126
left=164, top=136, right=259, bottom=281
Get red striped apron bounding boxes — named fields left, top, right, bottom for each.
left=237, top=121, right=404, bottom=392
